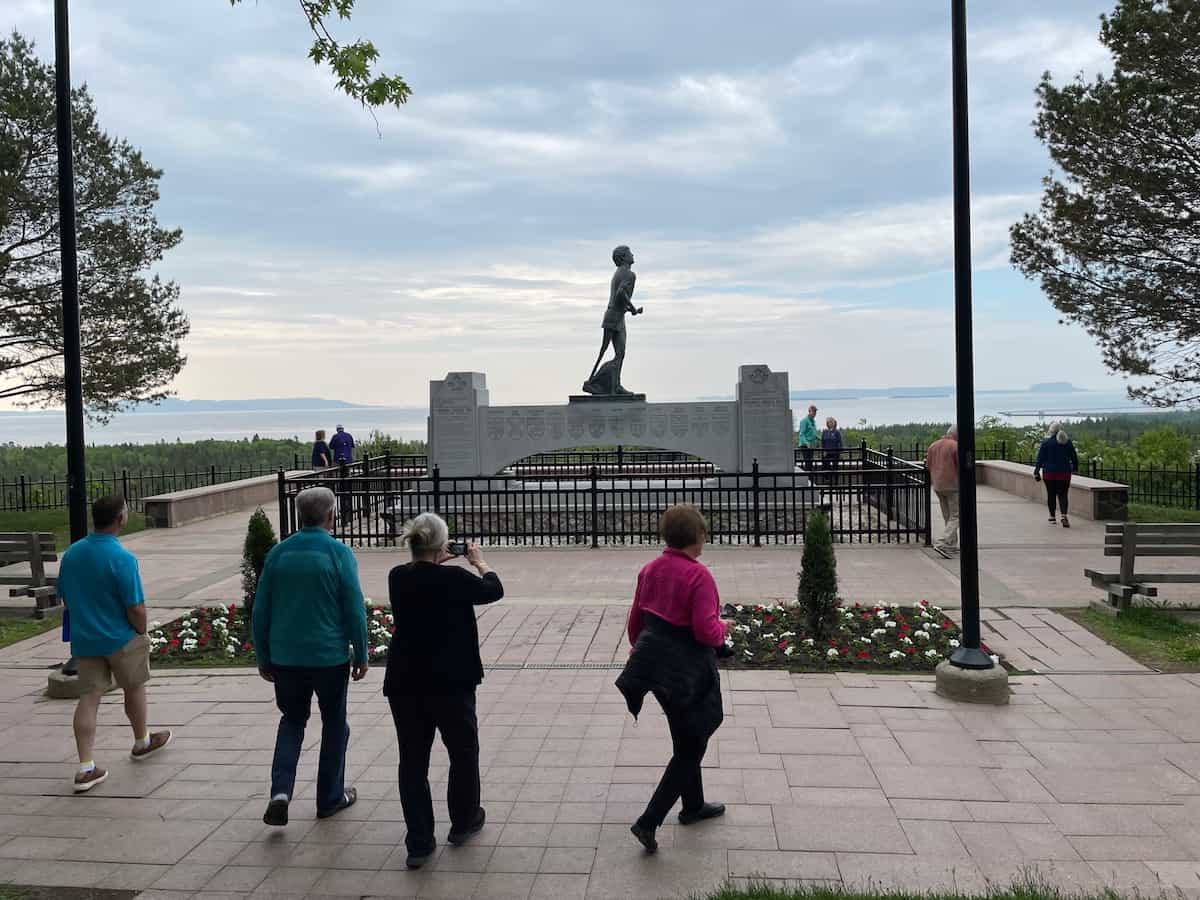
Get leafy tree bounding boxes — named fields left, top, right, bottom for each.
left=1010, top=0, right=1200, bottom=407
left=0, top=33, right=188, bottom=421
left=241, top=507, right=278, bottom=617
left=798, top=510, right=839, bottom=640
left=229, top=0, right=411, bottom=110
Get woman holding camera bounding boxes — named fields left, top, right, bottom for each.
left=383, top=513, right=503, bottom=869
left=616, top=504, right=729, bottom=854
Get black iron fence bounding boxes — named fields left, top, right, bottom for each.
left=278, top=448, right=931, bottom=547
left=0, top=464, right=288, bottom=514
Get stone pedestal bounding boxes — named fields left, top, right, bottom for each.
left=427, top=365, right=796, bottom=478
left=935, top=659, right=1010, bottom=705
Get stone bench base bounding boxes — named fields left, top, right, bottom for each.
left=976, top=460, right=1127, bottom=521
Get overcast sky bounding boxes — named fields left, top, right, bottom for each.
left=10, top=0, right=1122, bottom=407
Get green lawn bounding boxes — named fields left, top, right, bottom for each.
left=0, top=509, right=146, bottom=550
left=1127, top=502, right=1200, bottom=523
left=0, top=888, right=134, bottom=900
left=1062, top=606, right=1200, bottom=672
left=702, top=882, right=1125, bottom=900
left=0, top=615, right=61, bottom=651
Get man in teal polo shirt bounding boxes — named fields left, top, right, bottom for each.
left=253, top=485, right=369, bottom=826
left=798, top=404, right=820, bottom=471
left=59, top=496, right=172, bottom=793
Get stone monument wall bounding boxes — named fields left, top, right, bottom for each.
left=428, top=366, right=795, bottom=478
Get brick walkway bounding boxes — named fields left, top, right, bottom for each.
left=3, top=485, right=1200, bottom=897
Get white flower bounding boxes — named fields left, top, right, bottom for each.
left=744, top=650, right=753, bottom=658
left=803, top=638, right=815, bottom=647
left=927, top=623, right=941, bottom=630
left=780, top=631, right=796, bottom=639
left=889, top=651, right=904, bottom=660
left=735, top=605, right=744, bottom=612
left=885, top=621, right=897, bottom=629
left=181, top=638, right=198, bottom=652
left=871, top=629, right=887, bottom=638
left=858, top=637, right=872, bottom=645
left=925, top=649, right=941, bottom=659
left=929, top=605, right=943, bottom=613
left=901, top=637, right=914, bottom=645
left=876, top=610, right=890, bottom=620
left=914, top=631, right=930, bottom=641
left=889, top=601, right=902, bottom=609
left=372, top=644, right=388, bottom=656
left=826, top=648, right=840, bottom=659
left=784, top=646, right=795, bottom=657
left=751, top=619, right=762, bottom=628
left=762, top=632, right=777, bottom=640
left=949, top=639, right=960, bottom=648
left=735, top=625, right=751, bottom=634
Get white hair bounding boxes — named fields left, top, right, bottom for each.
left=296, top=486, right=336, bottom=528
left=946, top=425, right=958, bottom=438
left=401, top=512, right=449, bottom=556
left=1056, top=428, right=1070, bottom=444
left=1047, top=422, right=1062, bottom=437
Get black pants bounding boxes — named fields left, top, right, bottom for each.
left=637, top=698, right=710, bottom=830
left=823, top=454, right=839, bottom=485
left=1046, top=479, right=1070, bottom=516
left=270, top=664, right=350, bottom=813
left=801, top=447, right=814, bottom=471
left=388, top=689, right=481, bottom=855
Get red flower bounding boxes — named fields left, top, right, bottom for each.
left=840, top=647, right=850, bottom=655
left=861, top=613, right=873, bottom=622
left=242, top=642, right=252, bottom=651
left=169, top=639, right=180, bottom=647
left=829, top=640, right=839, bottom=647
left=778, top=640, right=790, bottom=650
left=857, top=650, right=871, bottom=659
left=764, top=615, right=775, bottom=624
left=906, top=646, right=916, bottom=655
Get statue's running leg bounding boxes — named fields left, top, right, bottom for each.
left=611, top=329, right=627, bottom=391
left=589, top=332, right=612, bottom=380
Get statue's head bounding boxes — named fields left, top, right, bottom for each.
left=613, top=245, right=634, bottom=266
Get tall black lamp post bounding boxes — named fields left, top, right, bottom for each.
left=54, top=0, right=88, bottom=547
left=946, top=0, right=998, bottom=676
left=54, top=0, right=87, bottom=677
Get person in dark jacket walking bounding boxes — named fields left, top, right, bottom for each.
left=383, top=513, right=503, bottom=870
left=1034, top=422, right=1080, bottom=528
left=820, top=416, right=844, bottom=485
left=616, top=504, right=729, bottom=854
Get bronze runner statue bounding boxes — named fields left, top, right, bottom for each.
left=584, top=245, right=643, bottom=396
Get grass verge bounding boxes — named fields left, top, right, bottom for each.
left=0, top=509, right=146, bottom=550
left=701, top=880, right=1127, bottom=900
left=1061, top=605, right=1200, bottom=672
left=0, top=615, right=60, bottom=650
left=0, top=887, right=134, bottom=900
left=1127, top=502, right=1200, bottom=524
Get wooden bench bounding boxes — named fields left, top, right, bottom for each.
left=1085, top=522, right=1200, bottom=613
left=0, top=532, right=59, bottom=616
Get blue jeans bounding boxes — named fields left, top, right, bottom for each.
left=270, top=663, right=350, bottom=813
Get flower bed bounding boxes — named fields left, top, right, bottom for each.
left=148, top=602, right=395, bottom=667
left=146, top=599, right=992, bottom=673
left=723, top=600, right=994, bottom=671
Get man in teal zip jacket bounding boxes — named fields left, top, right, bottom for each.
left=253, top=486, right=369, bottom=827
left=798, top=404, right=820, bottom=471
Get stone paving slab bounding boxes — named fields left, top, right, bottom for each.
left=3, top=650, right=1200, bottom=898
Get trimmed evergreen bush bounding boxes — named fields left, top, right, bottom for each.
left=241, top=507, right=277, bottom=617
left=798, top=510, right=839, bottom=639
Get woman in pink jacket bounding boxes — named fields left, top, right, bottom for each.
left=616, top=505, right=729, bottom=853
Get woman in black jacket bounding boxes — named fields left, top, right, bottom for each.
left=383, top=513, right=503, bottom=870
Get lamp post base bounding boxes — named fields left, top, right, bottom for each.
left=935, top=659, right=1009, bottom=705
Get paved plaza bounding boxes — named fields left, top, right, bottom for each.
left=3, top=486, right=1200, bottom=897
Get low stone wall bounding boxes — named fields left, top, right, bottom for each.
left=976, top=460, right=1127, bottom=521
left=143, top=473, right=289, bottom=528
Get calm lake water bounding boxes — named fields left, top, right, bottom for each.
left=0, top=389, right=1150, bottom=447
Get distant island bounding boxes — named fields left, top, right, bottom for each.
left=788, top=383, right=1084, bottom=402
left=138, top=397, right=372, bottom=413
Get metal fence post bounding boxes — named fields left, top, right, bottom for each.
left=923, top=465, right=933, bottom=546
left=433, top=465, right=442, bottom=514
left=1092, top=459, right=1098, bottom=480
left=1000, top=439, right=1007, bottom=461
left=19, top=475, right=27, bottom=512
left=752, top=459, right=761, bottom=548
left=617, top=444, right=624, bottom=473
left=590, top=466, right=599, bottom=548
left=1195, top=462, right=1199, bottom=510
left=885, top=445, right=895, bottom=520
left=276, top=469, right=288, bottom=538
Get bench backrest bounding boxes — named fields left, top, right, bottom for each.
left=0, top=531, right=56, bottom=562
left=1104, top=523, right=1200, bottom=581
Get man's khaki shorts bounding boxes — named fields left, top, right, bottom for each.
left=77, top=633, right=151, bottom=694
